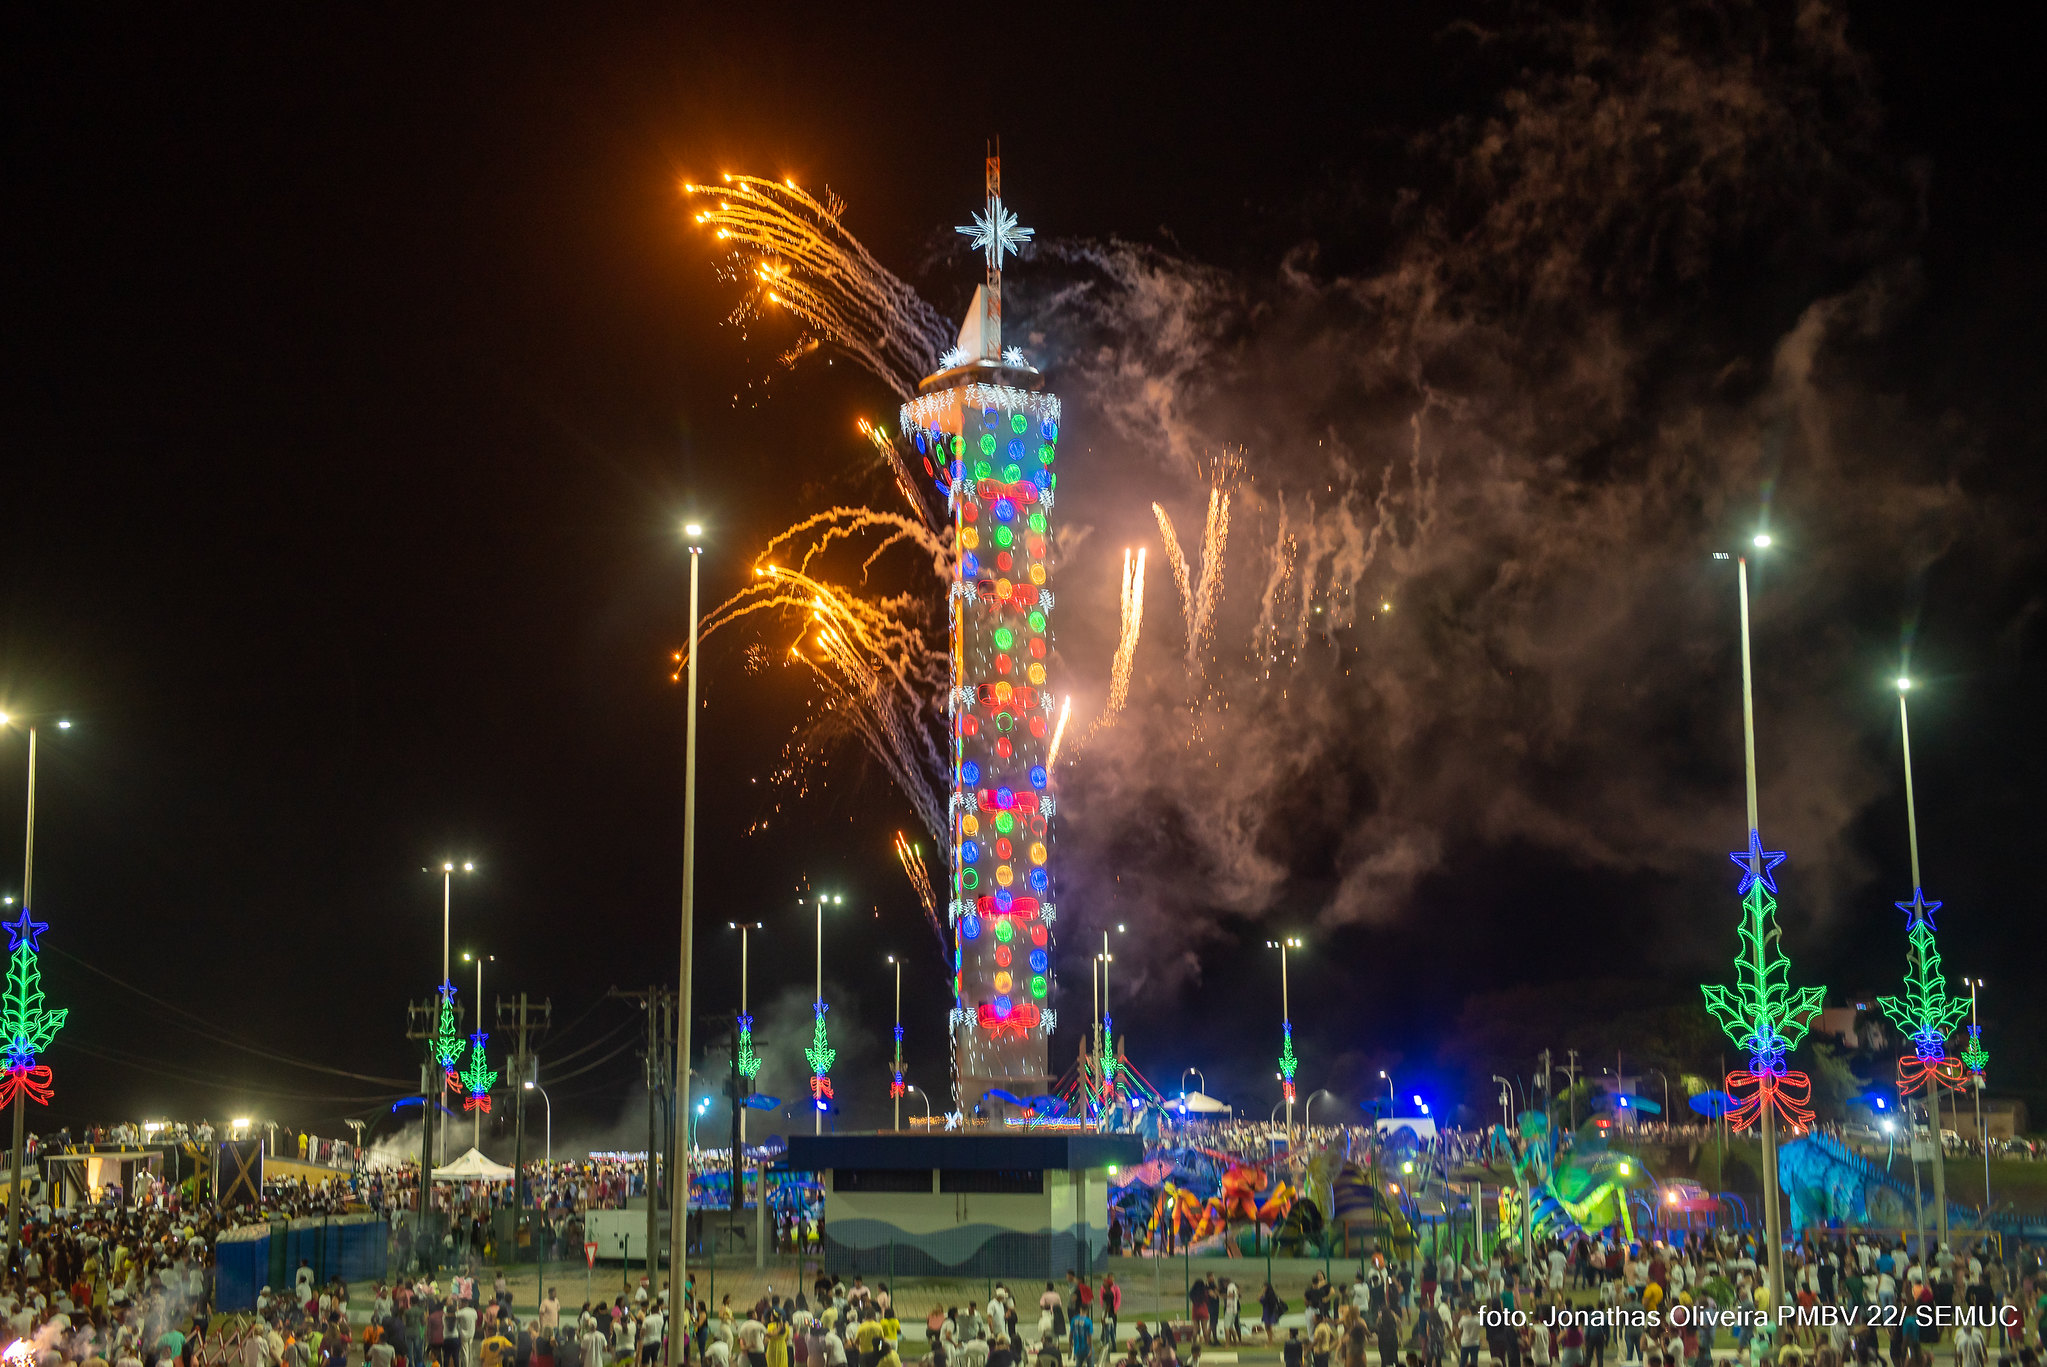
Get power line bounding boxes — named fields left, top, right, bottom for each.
left=50, top=1037, right=409, bottom=1105
left=50, top=947, right=416, bottom=1086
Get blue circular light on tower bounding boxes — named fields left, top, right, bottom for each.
left=994, top=499, right=1016, bottom=523
left=994, top=995, right=1013, bottom=1017
left=1029, top=867, right=1048, bottom=891
left=961, top=761, right=981, bottom=785
left=1029, top=765, right=1047, bottom=788
left=1029, top=949, right=1049, bottom=974
left=996, top=786, right=1014, bottom=808
left=1041, top=420, right=1058, bottom=440
left=961, top=840, right=981, bottom=864
left=1007, top=438, right=1024, bottom=460
left=959, top=914, right=982, bottom=941
left=995, top=889, right=1013, bottom=912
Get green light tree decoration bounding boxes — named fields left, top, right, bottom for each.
left=805, top=1001, right=835, bottom=1111
left=736, top=1012, right=763, bottom=1082
left=459, top=1029, right=497, bottom=1112
left=1876, top=891, right=1968, bottom=1095
left=1, top=911, right=66, bottom=1106
left=432, top=983, right=467, bottom=1090
left=1701, top=832, right=1825, bottom=1128
left=1278, top=1022, right=1299, bottom=1109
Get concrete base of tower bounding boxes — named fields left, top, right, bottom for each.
left=781, top=1131, right=1141, bottom=1281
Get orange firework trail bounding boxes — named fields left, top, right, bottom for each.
left=1047, top=695, right=1073, bottom=770
left=892, top=831, right=939, bottom=936
left=684, top=174, right=953, bottom=398
left=673, top=508, right=953, bottom=850
left=856, top=417, right=938, bottom=527
left=1154, top=486, right=1230, bottom=677
left=1078, top=547, right=1146, bottom=751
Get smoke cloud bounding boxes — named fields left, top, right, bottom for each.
left=1015, top=2, right=1986, bottom=999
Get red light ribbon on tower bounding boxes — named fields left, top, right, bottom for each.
left=1896, top=1054, right=1968, bottom=1096
left=1724, top=1065, right=1814, bottom=1131
left=0, top=1064, right=53, bottom=1108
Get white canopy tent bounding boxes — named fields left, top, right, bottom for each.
left=1171, top=1091, right=1232, bottom=1116
left=431, top=1147, right=515, bottom=1182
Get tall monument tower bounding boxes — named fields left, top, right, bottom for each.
left=898, top=155, right=1058, bottom=1120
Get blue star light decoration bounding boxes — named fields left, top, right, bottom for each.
left=1896, top=889, right=1941, bottom=931
left=4, top=911, right=47, bottom=955
left=1729, top=829, right=1787, bottom=897
left=956, top=198, right=1033, bottom=268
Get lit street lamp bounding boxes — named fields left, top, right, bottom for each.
left=523, top=1080, right=552, bottom=1164
left=1379, top=1069, right=1396, bottom=1118
left=670, top=516, right=706, bottom=1349
left=1265, top=937, right=1303, bottom=1131
left=904, top=1083, right=934, bottom=1125
left=0, top=709, right=70, bottom=1265
left=461, top=951, right=494, bottom=1149
left=886, top=954, right=905, bottom=1130
left=809, top=891, right=843, bottom=1134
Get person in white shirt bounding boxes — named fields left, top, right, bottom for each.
left=456, top=1302, right=480, bottom=1367
left=1955, top=1323, right=1987, bottom=1367
left=639, top=1310, right=667, bottom=1366
left=580, top=1322, right=609, bottom=1367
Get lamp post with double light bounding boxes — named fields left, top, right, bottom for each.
left=1266, top=937, right=1303, bottom=1131
left=0, top=709, right=71, bottom=1267
left=669, top=518, right=706, bottom=1345
left=808, top=892, right=843, bottom=1134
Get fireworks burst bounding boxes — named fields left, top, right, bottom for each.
left=1078, top=548, right=1146, bottom=751
left=1153, top=484, right=1231, bottom=678
left=674, top=508, right=953, bottom=855
left=684, top=174, right=954, bottom=398
left=1046, top=694, right=1073, bottom=770
left=892, top=831, right=941, bottom=944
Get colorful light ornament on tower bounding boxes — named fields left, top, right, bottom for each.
left=1277, top=1021, right=1299, bottom=1108
left=458, top=1030, right=497, bottom=1112
left=1099, top=1012, right=1119, bottom=1113
left=736, top=1013, right=763, bottom=1083
left=1875, top=890, right=1969, bottom=1096
left=0, top=910, right=66, bottom=1108
left=805, top=1001, right=835, bottom=1110
left=1701, top=831, right=1825, bottom=1130
left=901, top=154, right=1059, bottom=1115
left=433, top=982, right=467, bottom=1088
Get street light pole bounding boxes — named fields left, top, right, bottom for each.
left=812, top=893, right=841, bottom=1135
left=667, top=521, right=706, bottom=1354
left=1968, top=979, right=1989, bottom=1210
left=1735, top=549, right=1789, bottom=1310
left=730, top=920, right=761, bottom=1151
left=464, top=952, right=493, bottom=1150
left=3, top=717, right=49, bottom=1267
left=1379, top=1069, right=1396, bottom=1119
left=523, top=1082, right=552, bottom=1164
left=905, top=1084, right=933, bottom=1124
left=1266, top=937, right=1302, bottom=1132
left=888, top=954, right=903, bottom=1131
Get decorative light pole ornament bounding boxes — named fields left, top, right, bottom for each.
left=1877, top=682, right=1969, bottom=1097
left=433, top=983, right=468, bottom=1088
left=459, top=1030, right=497, bottom=1112
left=805, top=1001, right=835, bottom=1108
left=736, top=1012, right=763, bottom=1083
left=1701, top=832, right=1824, bottom=1128
left=0, top=910, right=65, bottom=1107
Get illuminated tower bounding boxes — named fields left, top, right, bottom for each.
left=898, top=154, right=1057, bottom=1120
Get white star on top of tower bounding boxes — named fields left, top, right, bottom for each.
left=957, top=197, right=1033, bottom=268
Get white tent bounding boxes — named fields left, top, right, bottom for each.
left=1173, top=1091, right=1232, bottom=1116
left=431, top=1148, right=515, bottom=1182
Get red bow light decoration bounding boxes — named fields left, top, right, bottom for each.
left=0, top=1064, right=54, bottom=1108
left=1724, top=1063, right=1814, bottom=1131
left=463, top=1094, right=491, bottom=1113
left=1896, top=1053, right=1967, bottom=1096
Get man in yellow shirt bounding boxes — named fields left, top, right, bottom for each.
left=480, top=1330, right=516, bottom=1367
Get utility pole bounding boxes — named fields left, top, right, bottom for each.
left=497, top=994, right=552, bottom=1248
left=729, top=1014, right=744, bottom=1213
left=610, top=986, right=668, bottom=1282
left=405, top=996, right=440, bottom=1247
left=1565, top=1050, right=1579, bottom=1131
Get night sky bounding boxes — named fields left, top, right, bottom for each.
left=3, top=4, right=2043, bottom=1149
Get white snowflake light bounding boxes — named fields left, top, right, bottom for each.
left=1001, top=346, right=1030, bottom=369
left=956, top=198, right=1034, bottom=268
left=938, top=345, right=970, bottom=369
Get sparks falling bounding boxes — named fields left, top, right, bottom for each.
left=1079, top=548, right=1147, bottom=750
left=892, top=831, right=940, bottom=942
left=856, top=417, right=938, bottom=528
left=1154, top=486, right=1230, bottom=678
left=673, top=508, right=953, bottom=863
left=1046, top=694, right=1073, bottom=770
left=684, top=174, right=954, bottom=399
